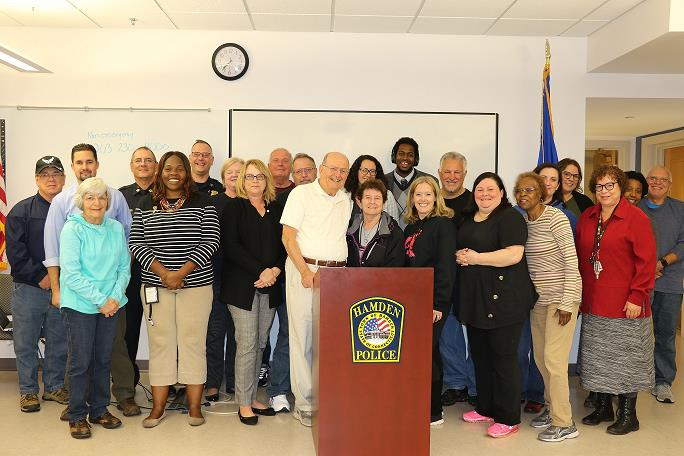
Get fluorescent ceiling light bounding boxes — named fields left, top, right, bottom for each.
left=0, top=45, right=50, bottom=73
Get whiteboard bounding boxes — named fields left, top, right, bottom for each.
left=1, top=108, right=228, bottom=206
left=230, top=109, right=498, bottom=189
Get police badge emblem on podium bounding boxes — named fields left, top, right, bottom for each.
left=350, top=297, right=405, bottom=363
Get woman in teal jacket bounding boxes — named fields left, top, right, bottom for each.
left=59, top=177, right=131, bottom=439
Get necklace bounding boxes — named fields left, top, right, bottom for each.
left=159, top=195, right=187, bottom=212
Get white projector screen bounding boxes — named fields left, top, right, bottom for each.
left=229, top=109, right=498, bottom=189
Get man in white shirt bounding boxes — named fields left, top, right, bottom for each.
left=281, top=152, right=352, bottom=427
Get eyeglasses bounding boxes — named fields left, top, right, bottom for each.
left=322, top=164, right=349, bottom=176
left=396, top=151, right=415, bottom=158
left=359, top=167, right=377, bottom=176
left=514, top=187, right=537, bottom=195
left=594, top=182, right=617, bottom=192
left=562, top=171, right=580, bottom=181
left=647, top=176, right=670, bottom=184
left=245, top=174, right=266, bottom=181
left=37, top=172, right=64, bottom=180
left=132, top=158, right=155, bottom=165
left=190, top=152, right=212, bottom=159
left=293, top=167, right=315, bottom=176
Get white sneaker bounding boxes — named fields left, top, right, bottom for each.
left=652, top=384, right=675, bottom=403
left=270, top=394, right=290, bottom=413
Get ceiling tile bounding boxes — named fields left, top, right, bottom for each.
left=334, top=15, right=413, bottom=33
left=411, top=17, right=495, bottom=35
left=561, top=19, right=608, bottom=36
left=69, top=0, right=174, bottom=28
left=0, top=0, right=96, bottom=27
left=157, top=0, right=246, bottom=13
left=585, top=0, right=644, bottom=20
left=251, top=13, right=330, bottom=32
left=420, top=0, right=514, bottom=18
left=247, top=0, right=331, bottom=15
left=335, top=0, right=422, bottom=16
left=487, top=18, right=577, bottom=36
left=503, top=0, right=606, bottom=20
left=169, top=12, right=252, bottom=30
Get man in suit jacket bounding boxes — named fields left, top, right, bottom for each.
left=384, top=137, right=437, bottom=229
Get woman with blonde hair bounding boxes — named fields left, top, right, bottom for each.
left=403, top=175, right=456, bottom=425
left=220, top=159, right=286, bottom=425
left=206, top=157, right=245, bottom=401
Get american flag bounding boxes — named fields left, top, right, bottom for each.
left=364, top=316, right=390, bottom=339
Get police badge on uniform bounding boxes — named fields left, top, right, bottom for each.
left=350, top=297, right=405, bottom=363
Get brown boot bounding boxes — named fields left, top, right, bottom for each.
left=69, top=419, right=91, bottom=439
left=89, top=410, right=122, bottom=429
left=116, top=397, right=142, bottom=416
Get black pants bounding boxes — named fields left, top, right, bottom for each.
left=123, top=262, right=143, bottom=387
left=206, top=275, right=236, bottom=391
left=467, top=322, right=524, bottom=426
left=431, top=317, right=447, bottom=418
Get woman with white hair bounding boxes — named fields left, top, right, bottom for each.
left=59, top=177, right=131, bottom=439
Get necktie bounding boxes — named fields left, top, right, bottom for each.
left=399, top=178, right=409, bottom=191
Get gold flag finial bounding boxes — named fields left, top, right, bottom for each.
left=545, top=39, right=551, bottom=65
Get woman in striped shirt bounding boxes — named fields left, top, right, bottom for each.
left=514, top=172, right=581, bottom=442
left=130, top=151, right=220, bottom=428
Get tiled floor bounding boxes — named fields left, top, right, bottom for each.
left=1, top=349, right=681, bottom=455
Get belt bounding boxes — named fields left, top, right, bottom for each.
left=303, top=257, right=346, bottom=268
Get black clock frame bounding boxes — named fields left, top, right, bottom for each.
left=211, top=43, right=249, bottom=81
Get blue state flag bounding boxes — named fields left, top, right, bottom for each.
left=537, top=62, right=559, bottom=165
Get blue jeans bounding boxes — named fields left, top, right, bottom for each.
left=11, top=282, right=67, bottom=394
left=517, top=317, right=545, bottom=403
left=267, top=285, right=291, bottom=398
left=440, top=314, right=477, bottom=394
left=62, top=307, right=119, bottom=421
left=652, top=291, right=683, bottom=386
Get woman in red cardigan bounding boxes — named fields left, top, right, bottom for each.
left=576, top=165, right=656, bottom=436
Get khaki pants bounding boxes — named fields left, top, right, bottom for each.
left=142, top=285, right=213, bottom=386
left=530, top=304, right=578, bottom=427
left=285, top=257, right=318, bottom=413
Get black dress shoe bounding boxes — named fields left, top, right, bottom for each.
left=441, top=388, right=468, bottom=406
left=238, top=410, right=258, bottom=426
left=205, top=393, right=220, bottom=402
left=252, top=407, right=276, bottom=416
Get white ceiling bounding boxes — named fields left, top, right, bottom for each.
left=0, top=0, right=646, bottom=36
left=586, top=98, right=684, bottom=137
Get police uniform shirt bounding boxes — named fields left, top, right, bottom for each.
left=195, top=177, right=224, bottom=197
left=119, top=182, right=154, bottom=212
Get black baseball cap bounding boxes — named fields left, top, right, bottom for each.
left=35, top=156, right=65, bottom=174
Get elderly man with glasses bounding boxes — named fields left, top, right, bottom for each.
left=189, top=139, right=224, bottom=195
left=280, top=152, right=352, bottom=426
left=637, top=166, right=684, bottom=404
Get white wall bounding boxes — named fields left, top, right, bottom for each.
left=0, top=28, right=589, bottom=358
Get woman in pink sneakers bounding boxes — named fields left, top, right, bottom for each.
left=456, top=173, right=537, bottom=438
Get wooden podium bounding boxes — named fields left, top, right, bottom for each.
left=312, top=267, right=433, bottom=456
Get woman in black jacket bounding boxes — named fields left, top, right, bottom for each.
left=558, top=158, right=594, bottom=218
left=347, top=179, right=404, bottom=267
left=220, top=159, right=286, bottom=426
left=403, top=176, right=456, bottom=426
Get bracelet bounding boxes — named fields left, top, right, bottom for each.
left=659, top=258, right=669, bottom=268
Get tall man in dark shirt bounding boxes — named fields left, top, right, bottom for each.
left=7, top=156, right=68, bottom=412
left=269, top=153, right=317, bottom=413
left=190, top=139, right=224, bottom=195
left=383, top=137, right=437, bottom=229
left=269, top=148, right=296, bottom=194
left=119, top=146, right=157, bottom=400
left=436, top=152, right=477, bottom=407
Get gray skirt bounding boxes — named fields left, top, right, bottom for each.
left=579, top=314, right=655, bottom=394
